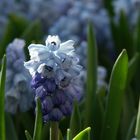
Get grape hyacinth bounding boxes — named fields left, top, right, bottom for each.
left=5, top=39, right=33, bottom=114
left=0, top=0, right=17, bottom=38
left=27, top=0, right=73, bottom=27
left=24, top=35, right=83, bottom=122
left=113, top=0, right=140, bottom=27
left=49, top=0, right=111, bottom=49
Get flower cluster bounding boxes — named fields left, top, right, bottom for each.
left=49, top=0, right=111, bottom=48
left=5, top=39, right=33, bottom=114
left=24, top=35, right=83, bottom=122
left=0, top=0, right=72, bottom=39
left=113, top=0, right=140, bottom=26
left=0, top=0, right=17, bottom=38
left=27, top=0, right=72, bottom=27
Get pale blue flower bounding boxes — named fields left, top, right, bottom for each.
left=5, top=39, right=33, bottom=114
left=24, top=35, right=83, bottom=122
left=26, top=0, right=72, bottom=28
left=24, top=35, right=77, bottom=77
left=49, top=1, right=111, bottom=48
left=113, top=0, right=140, bottom=26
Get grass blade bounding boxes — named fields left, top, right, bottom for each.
left=101, top=49, right=128, bottom=140
left=67, top=129, right=71, bottom=140
left=33, top=98, right=42, bottom=140
left=135, top=98, right=140, bottom=139
left=0, top=55, right=6, bottom=140
left=73, top=127, right=91, bottom=140
left=0, top=15, right=28, bottom=59
left=59, top=129, right=63, bottom=140
left=118, top=12, right=134, bottom=58
left=126, top=116, right=136, bottom=140
left=127, top=53, right=139, bottom=85
left=25, top=130, right=33, bottom=140
left=85, top=22, right=97, bottom=132
left=5, top=113, right=18, bottom=140
left=70, top=101, right=81, bottom=138
left=134, top=16, right=140, bottom=53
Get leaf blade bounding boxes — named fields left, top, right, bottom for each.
left=73, top=127, right=91, bottom=140
left=70, top=101, right=81, bottom=138
left=85, top=22, right=97, bottom=131
left=101, top=49, right=128, bottom=140
left=0, top=55, right=6, bottom=140
left=25, top=130, right=33, bottom=140
left=33, top=98, right=42, bottom=140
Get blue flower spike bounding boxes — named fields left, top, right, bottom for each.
left=24, top=35, right=83, bottom=122
left=5, top=39, right=33, bottom=114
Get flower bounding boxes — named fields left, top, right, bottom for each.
left=49, top=1, right=111, bottom=48
left=113, top=0, right=140, bottom=26
left=24, top=35, right=83, bottom=122
left=5, top=39, right=33, bottom=114
left=25, top=0, right=72, bottom=29
left=24, top=35, right=77, bottom=76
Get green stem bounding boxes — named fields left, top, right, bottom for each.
left=50, top=122, right=59, bottom=140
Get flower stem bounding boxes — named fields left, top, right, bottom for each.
left=50, top=122, right=59, bottom=140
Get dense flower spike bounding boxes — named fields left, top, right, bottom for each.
left=5, top=39, right=33, bottom=114
left=49, top=0, right=111, bottom=48
left=0, top=0, right=17, bottom=38
left=0, top=0, right=72, bottom=39
left=113, top=0, right=140, bottom=26
left=27, top=0, right=72, bottom=27
left=24, top=35, right=83, bottom=122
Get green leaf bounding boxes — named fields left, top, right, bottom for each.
left=0, top=55, right=6, bottom=140
left=135, top=98, right=140, bottom=139
left=118, top=11, right=134, bottom=58
left=0, top=15, right=28, bottom=59
left=59, top=117, right=70, bottom=136
left=101, top=49, right=128, bottom=140
left=134, top=15, right=140, bottom=53
left=41, top=124, right=49, bottom=140
left=25, top=130, right=33, bottom=140
left=5, top=113, right=18, bottom=140
left=59, top=129, right=63, bottom=140
left=70, top=101, right=81, bottom=138
left=127, top=53, right=139, bottom=85
left=126, top=116, right=136, bottom=140
left=93, top=93, right=104, bottom=139
left=119, top=89, right=136, bottom=140
left=21, top=20, right=42, bottom=44
left=50, top=122, right=59, bottom=140
left=33, top=98, right=42, bottom=140
left=20, top=112, right=34, bottom=136
left=67, top=129, right=71, bottom=140
left=73, top=127, right=91, bottom=140
left=103, top=0, right=114, bottom=17
left=85, top=22, right=97, bottom=130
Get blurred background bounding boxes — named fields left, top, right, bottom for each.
left=0, top=0, right=140, bottom=140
